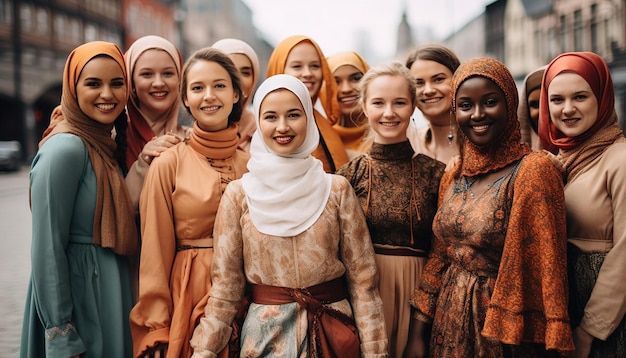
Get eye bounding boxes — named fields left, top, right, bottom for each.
left=574, top=94, right=588, bottom=101
left=350, top=74, right=363, bottom=83
left=163, top=71, right=176, bottom=77
left=415, top=79, right=425, bottom=86
left=434, top=76, right=445, bottom=83
left=371, top=100, right=384, bottom=106
left=140, top=71, right=153, bottom=78
left=310, top=64, right=321, bottom=70
left=240, top=70, right=252, bottom=77
left=190, top=85, right=203, bottom=92
left=457, top=101, right=472, bottom=111
left=288, top=112, right=302, bottom=119
left=263, top=114, right=277, bottom=121
left=485, top=98, right=498, bottom=106
left=290, top=64, right=302, bottom=70
left=85, top=81, right=101, bottom=88
left=528, top=100, right=540, bottom=109
left=549, top=97, right=563, bottom=104
left=215, top=83, right=227, bottom=89
left=395, top=100, right=408, bottom=106
left=112, top=80, right=125, bottom=88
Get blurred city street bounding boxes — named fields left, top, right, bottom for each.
left=0, top=166, right=32, bottom=357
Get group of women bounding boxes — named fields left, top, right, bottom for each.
left=19, top=30, right=625, bottom=358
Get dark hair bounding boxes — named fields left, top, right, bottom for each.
left=114, top=109, right=129, bottom=175
left=180, top=47, right=244, bottom=124
left=405, top=44, right=461, bottom=74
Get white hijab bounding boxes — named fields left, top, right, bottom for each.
left=241, top=74, right=331, bottom=236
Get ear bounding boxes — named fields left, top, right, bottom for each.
left=233, top=91, right=240, bottom=104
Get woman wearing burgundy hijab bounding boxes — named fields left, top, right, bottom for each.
left=539, top=51, right=626, bottom=358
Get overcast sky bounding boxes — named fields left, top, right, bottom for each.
left=242, top=0, right=494, bottom=63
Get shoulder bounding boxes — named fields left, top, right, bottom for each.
left=603, top=139, right=626, bottom=162
left=413, top=153, right=446, bottom=172
left=36, top=133, right=88, bottom=167
left=515, top=151, right=564, bottom=192
left=335, top=154, right=368, bottom=178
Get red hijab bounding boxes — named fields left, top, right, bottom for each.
left=538, top=52, right=616, bottom=151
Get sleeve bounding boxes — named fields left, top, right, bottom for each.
left=124, top=156, right=150, bottom=216
left=409, top=168, right=454, bottom=321
left=335, top=177, right=388, bottom=356
left=190, top=183, right=246, bottom=357
left=483, top=154, right=574, bottom=352
left=129, top=151, right=178, bottom=354
left=29, top=134, right=87, bottom=357
left=580, top=144, right=626, bottom=340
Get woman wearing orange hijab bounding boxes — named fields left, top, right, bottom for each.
left=20, top=41, right=138, bottom=358
left=327, top=50, right=371, bottom=159
left=266, top=35, right=348, bottom=173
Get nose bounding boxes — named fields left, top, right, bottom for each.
left=383, top=104, right=394, bottom=117
left=276, top=117, right=290, bottom=132
left=203, top=88, right=216, bottom=101
left=471, top=105, right=484, bottom=120
left=100, top=85, right=114, bottom=99
left=153, top=74, right=165, bottom=86
left=338, top=80, right=351, bottom=93
left=423, top=82, right=435, bottom=95
left=562, top=100, right=576, bottom=115
left=302, top=66, right=313, bottom=77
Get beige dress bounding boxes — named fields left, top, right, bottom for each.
left=190, top=176, right=388, bottom=357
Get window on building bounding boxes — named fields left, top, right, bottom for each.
left=574, top=9, right=583, bottom=51
left=36, top=7, right=49, bottom=35
left=20, top=3, right=33, bottom=32
left=1, top=0, right=12, bottom=25
left=560, top=15, right=567, bottom=52
left=591, top=4, right=598, bottom=53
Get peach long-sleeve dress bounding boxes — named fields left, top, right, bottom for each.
left=129, top=123, right=249, bottom=358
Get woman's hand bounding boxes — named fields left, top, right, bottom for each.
left=570, top=326, right=594, bottom=358
left=403, top=317, right=431, bottom=358
left=141, top=342, right=168, bottom=358
left=141, top=132, right=182, bottom=165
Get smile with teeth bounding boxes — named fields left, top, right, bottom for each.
left=379, top=121, right=400, bottom=127
left=562, top=118, right=579, bottom=124
left=96, top=104, right=115, bottom=111
left=472, top=124, right=489, bottom=131
left=151, top=91, right=168, bottom=97
left=274, top=136, right=294, bottom=144
left=201, top=105, right=220, bottom=112
left=422, top=98, right=442, bottom=104
left=340, top=96, right=358, bottom=103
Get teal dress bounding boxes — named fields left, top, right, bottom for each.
left=20, top=133, right=133, bottom=358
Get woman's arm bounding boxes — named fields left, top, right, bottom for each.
left=30, top=134, right=88, bottom=357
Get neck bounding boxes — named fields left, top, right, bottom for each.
left=340, top=112, right=366, bottom=128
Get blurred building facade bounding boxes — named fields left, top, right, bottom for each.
left=397, top=0, right=626, bottom=129
left=1, top=0, right=272, bottom=160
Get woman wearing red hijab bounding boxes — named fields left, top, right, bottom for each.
left=539, top=52, right=626, bottom=358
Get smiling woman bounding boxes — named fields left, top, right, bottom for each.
left=407, top=57, right=574, bottom=357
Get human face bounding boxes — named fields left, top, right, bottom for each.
left=333, top=64, right=364, bottom=120
left=547, top=73, right=598, bottom=138
left=229, top=53, right=254, bottom=103
left=132, top=49, right=180, bottom=121
left=527, top=88, right=541, bottom=126
left=455, top=76, right=508, bottom=147
left=363, top=75, right=413, bottom=144
left=284, top=42, right=323, bottom=100
left=76, top=56, right=126, bottom=124
left=410, top=59, right=453, bottom=125
left=259, top=89, right=307, bottom=155
left=183, top=60, right=239, bottom=132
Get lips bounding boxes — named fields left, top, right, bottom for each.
left=150, top=91, right=168, bottom=98
left=339, top=95, right=358, bottom=104
left=379, top=121, right=401, bottom=127
left=201, top=105, right=220, bottom=113
left=274, top=136, right=294, bottom=144
left=421, top=97, right=442, bottom=104
left=471, top=124, right=490, bottom=133
left=95, top=104, right=115, bottom=112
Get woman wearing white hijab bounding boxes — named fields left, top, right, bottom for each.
left=190, top=74, right=387, bottom=357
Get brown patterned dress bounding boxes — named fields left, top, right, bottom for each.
left=337, top=140, right=445, bottom=357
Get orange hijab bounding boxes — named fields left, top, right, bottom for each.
left=124, top=35, right=183, bottom=169
left=40, top=41, right=138, bottom=256
left=266, top=35, right=340, bottom=125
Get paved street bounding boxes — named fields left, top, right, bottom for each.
left=0, top=166, right=32, bottom=357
